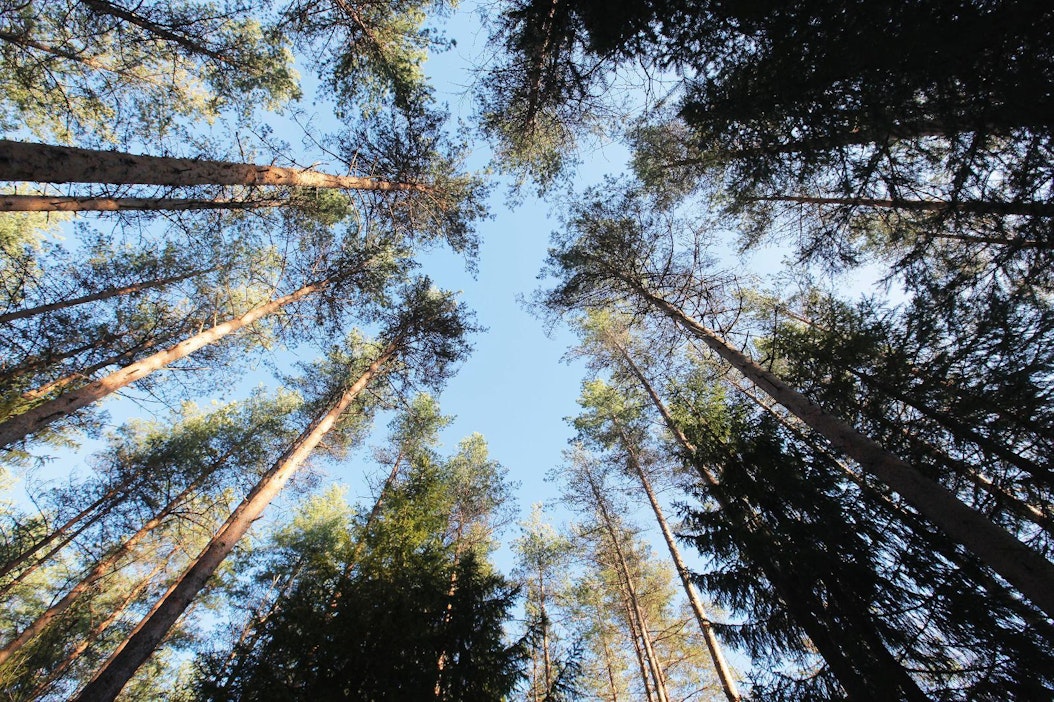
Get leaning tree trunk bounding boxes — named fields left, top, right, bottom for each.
left=587, top=471, right=671, bottom=702
left=614, top=423, right=740, bottom=702
left=0, top=194, right=287, bottom=213
left=0, top=139, right=432, bottom=192
left=621, top=276, right=1054, bottom=619
left=0, top=276, right=333, bottom=448
left=73, top=339, right=401, bottom=702
left=0, top=464, right=216, bottom=665
left=621, top=350, right=931, bottom=700
left=0, top=472, right=136, bottom=586
left=0, top=266, right=214, bottom=324
left=27, top=553, right=171, bottom=700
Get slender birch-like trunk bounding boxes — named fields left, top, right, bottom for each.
left=0, top=266, right=213, bottom=324
left=586, top=471, right=670, bottom=702
left=615, top=425, right=740, bottom=702
left=621, top=277, right=1054, bottom=619
left=0, top=277, right=332, bottom=448
left=0, top=140, right=432, bottom=193
left=74, top=340, right=400, bottom=702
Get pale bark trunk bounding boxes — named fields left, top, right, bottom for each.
left=623, top=278, right=1054, bottom=619
left=73, top=340, right=399, bottom=702
left=0, top=194, right=287, bottom=213
left=617, top=426, right=740, bottom=702
left=0, top=140, right=432, bottom=193
left=623, top=596, right=656, bottom=702
left=0, top=468, right=211, bottom=664
left=0, top=277, right=331, bottom=448
left=751, top=194, right=1054, bottom=221
left=0, top=266, right=213, bottom=324
left=587, top=472, right=670, bottom=702
left=18, top=336, right=165, bottom=402
left=0, top=331, right=122, bottom=386
left=27, top=554, right=170, bottom=700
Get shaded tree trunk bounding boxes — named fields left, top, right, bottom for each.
left=73, top=339, right=401, bottom=702
left=621, top=276, right=1054, bottom=619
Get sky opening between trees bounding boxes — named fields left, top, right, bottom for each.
left=1, top=1, right=1052, bottom=699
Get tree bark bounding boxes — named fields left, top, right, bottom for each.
left=615, top=424, right=740, bottom=702
left=0, top=140, right=432, bottom=193
left=622, top=277, right=1054, bottom=619
left=26, top=554, right=170, bottom=700
left=0, top=194, right=286, bottom=213
left=0, top=266, right=213, bottom=324
left=0, top=277, right=331, bottom=448
left=586, top=470, right=670, bottom=702
left=73, top=339, right=400, bottom=702
left=0, top=466, right=213, bottom=664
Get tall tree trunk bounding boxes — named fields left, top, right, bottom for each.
left=0, top=266, right=214, bottom=324
left=0, top=277, right=333, bottom=448
left=614, top=424, right=740, bottom=702
left=586, top=471, right=670, bottom=702
left=26, top=554, right=171, bottom=700
left=622, top=594, right=656, bottom=702
left=0, top=473, right=135, bottom=585
left=731, top=374, right=1054, bottom=537
left=0, top=194, right=287, bottom=213
left=621, top=350, right=931, bottom=700
left=18, top=334, right=167, bottom=403
left=0, top=140, right=432, bottom=192
left=0, top=465, right=215, bottom=664
left=73, top=339, right=400, bottom=702
left=0, top=331, right=123, bottom=387
left=621, top=277, right=1054, bottom=619
left=750, top=194, right=1054, bottom=221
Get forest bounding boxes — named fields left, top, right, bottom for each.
left=0, top=0, right=1052, bottom=699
